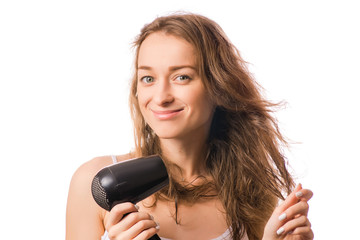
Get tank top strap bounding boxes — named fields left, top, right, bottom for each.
left=111, top=155, right=117, bottom=164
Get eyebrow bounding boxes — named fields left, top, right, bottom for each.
left=137, top=65, right=197, bottom=71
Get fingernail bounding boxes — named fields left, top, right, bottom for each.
left=134, top=204, right=139, bottom=210
left=276, top=227, right=285, bottom=235
left=155, top=222, right=160, bottom=230
left=296, top=191, right=303, bottom=198
left=278, top=213, right=287, bottom=221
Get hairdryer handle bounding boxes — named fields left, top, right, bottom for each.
left=149, top=234, right=161, bottom=240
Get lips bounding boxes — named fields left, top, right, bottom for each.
left=151, top=109, right=184, bottom=120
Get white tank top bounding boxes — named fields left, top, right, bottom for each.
left=101, top=156, right=248, bottom=240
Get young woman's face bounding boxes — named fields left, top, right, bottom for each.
left=136, top=32, right=214, bottom=140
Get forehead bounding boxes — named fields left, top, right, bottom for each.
left=137, top=32, right=198, bottom=68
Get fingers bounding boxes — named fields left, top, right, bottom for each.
left=277, top=215, right=313, bottom=238
left=278, top=201, right=309, bottom=221
left=277, top=185, right=313, bottom=222
left=108, top=217, right=159, bottom=240
left=274, top=184, right=313, bottom=238
left=295, top=188, right=313, bottom=202
left=106, top=202, right=139, bottom=229
left=276, top=184, right=302, bottom=214
left=262, top=183, right=314, bottom=240
left=132, top=222, right=160, bottom=240
left=105, top=202, right=160, bottom=240
left=291, top=226, right=314, bottom=238
left=110, top=211, right=157, bottom=233
left=277, top=184, right=313, bottom=213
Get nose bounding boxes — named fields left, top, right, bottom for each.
left=153, top=79, right=174, bottom=106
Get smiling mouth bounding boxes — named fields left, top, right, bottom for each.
left=151, top=109, right=184, bottom=120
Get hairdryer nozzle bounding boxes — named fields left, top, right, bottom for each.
left=91, top=155, right=169, bottom=211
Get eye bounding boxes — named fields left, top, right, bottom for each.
left=175, top=75, right=191, bottom=82
left=140, top=76, right=154, bottom=84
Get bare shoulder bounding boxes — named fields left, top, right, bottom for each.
left=71, top=153, right=134, bottom=184
left=68, top=153, right=134, bottom=204
left=111, top=153, right=136, bottom=163
left=66, top=153, right=133, bottom=239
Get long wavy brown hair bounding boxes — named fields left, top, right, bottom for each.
left=128, top=12, right=294, bottom=240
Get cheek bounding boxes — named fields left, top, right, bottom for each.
left=136, top=87, right=149, bottom=109
left=186, top=87, right=212, bottom=109
left=136, top=97, right=148, bottom=122
left=137, top=99, right=148, bottom=119
left=184, top=90, right=214, bottom=118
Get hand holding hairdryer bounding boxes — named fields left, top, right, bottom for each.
left=91, top=155, right=169, bottom=240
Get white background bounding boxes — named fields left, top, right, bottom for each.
left=1, top=1, right=359, bottom=239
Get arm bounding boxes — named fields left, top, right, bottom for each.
left=263, top=184, right=314, bottom=240
left=66, top=157, right=109, bottom=240
left=66, top=156, right=159, bottom=240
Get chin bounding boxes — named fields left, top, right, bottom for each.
left=153, top=129, right=183, bottom=139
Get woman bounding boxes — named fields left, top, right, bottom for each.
left=66, top=13, right=313, bottom=240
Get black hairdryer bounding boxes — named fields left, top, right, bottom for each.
left=91, top=155, right=169, bottom=240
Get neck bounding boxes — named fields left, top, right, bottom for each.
left=160, top=134, right=209, bottom=182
